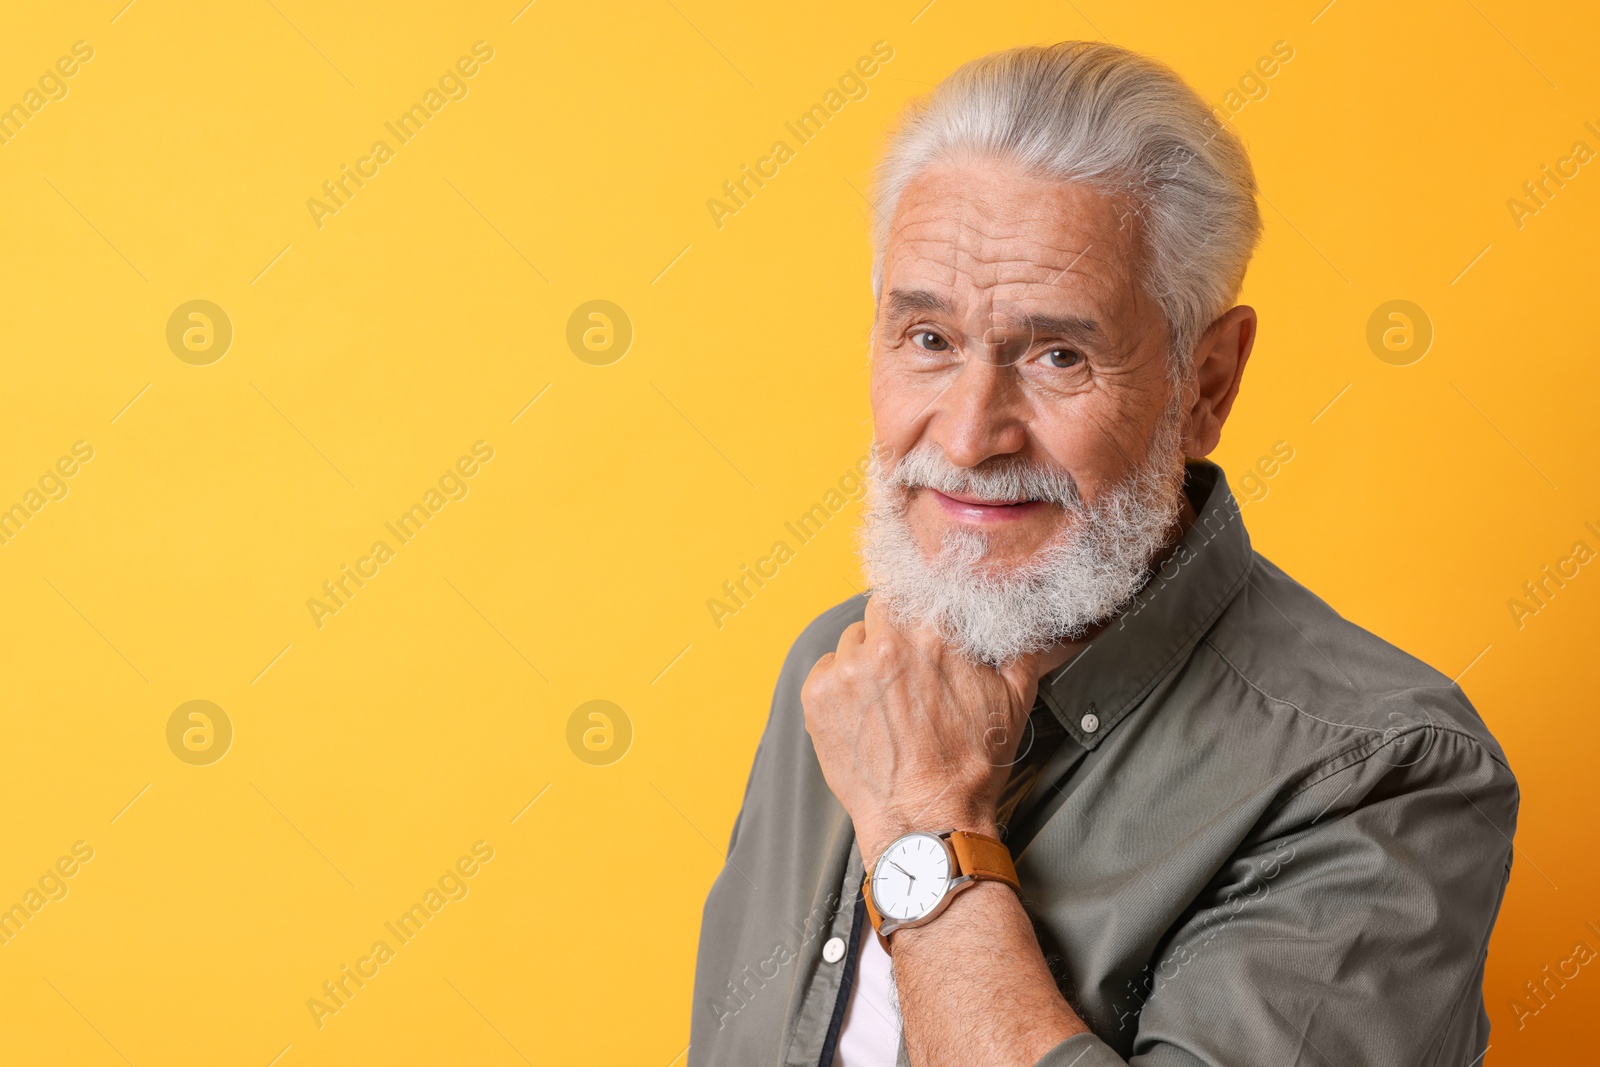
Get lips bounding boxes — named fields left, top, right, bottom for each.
left=927, top=488, right=1050, bottom=523
left=937, top=489, right=1035, bottom=507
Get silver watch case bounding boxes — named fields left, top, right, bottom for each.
left=869, top=828, right=976, bottom=939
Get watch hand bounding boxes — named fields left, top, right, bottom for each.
left=890, top=861, right=916, bottom=883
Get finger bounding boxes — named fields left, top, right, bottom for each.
left=801, top=652, right=834, bottom=699
left=903, top=613, right=950, bottom=661
left=868, top=594, right=950, bottom=665
left=862, top=595, right=888, bottom=634
left=998, top=649, right=1044, bottom=702
left=864, top=595, right=921, bottom=656
left=860, top=597, right=901, bottom=657
left=834, top=620, right=867, bottom=661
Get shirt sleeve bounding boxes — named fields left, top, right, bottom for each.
left=1036, top=1031, right=1132, bottom=1066
left=1034, top=724, right=1517, bottom=1067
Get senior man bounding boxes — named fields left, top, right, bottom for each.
left=689, top=41, right=1516, bottom=1067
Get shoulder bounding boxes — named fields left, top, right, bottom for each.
left=1200, top=551, right=1515, bottom=789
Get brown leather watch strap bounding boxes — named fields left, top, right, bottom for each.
left=860, top=874, right=890, bottom=952
left=948, top=830, right=1020, bottom=890
left=861, top=831, right=1018, bottom=955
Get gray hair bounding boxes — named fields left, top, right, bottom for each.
left=869, top=41, right=1262, bottom=374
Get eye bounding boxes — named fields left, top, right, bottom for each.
left=1038, top=347, right=1082, bottom=369
left=911, top=329, right=951, bottom=352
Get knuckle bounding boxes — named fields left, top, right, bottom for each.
left=801, top=660, right=840, bottom=711
left=800, top=666, right=826, bottom=703
left=869, top=632, right=900, bottom=661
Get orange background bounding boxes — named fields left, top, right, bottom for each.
left=0, top=1, right=1595, bottom=1063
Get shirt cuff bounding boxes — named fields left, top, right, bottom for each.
left=1034, top=1031, right=1128, bottom=1067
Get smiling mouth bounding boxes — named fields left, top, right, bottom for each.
left=927, top=488, right=1051, bottom=523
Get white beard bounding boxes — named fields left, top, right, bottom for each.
left=859, top=409, right=1187, bottom=668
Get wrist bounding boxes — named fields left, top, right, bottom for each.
left=857, top=811, right=1001, bottom=870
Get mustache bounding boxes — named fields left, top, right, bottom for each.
left=875, top=442, right=1082, bottom=509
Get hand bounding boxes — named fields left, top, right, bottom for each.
left=800, top=597, right=1042, bottom=868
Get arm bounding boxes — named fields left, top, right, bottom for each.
left=802, top=597, right=1518, bottom=1067
left=803, top=597, right=1090, bottom=1065
left=886, top=864, right=1090, bottom=1063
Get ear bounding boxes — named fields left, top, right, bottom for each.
left=1181, top=305, right=1257, bottom=458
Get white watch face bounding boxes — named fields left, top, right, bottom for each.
left=871, top=832, right=953, bottom=921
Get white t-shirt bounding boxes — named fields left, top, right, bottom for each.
left=835, top=921, right=902, bottom=1066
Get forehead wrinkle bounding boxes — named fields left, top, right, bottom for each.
left=882, top=173, right=1155, bottom=340
left=889, top=241, right=1127, bottom=327
left=892, top=208, right=1132, bottom=295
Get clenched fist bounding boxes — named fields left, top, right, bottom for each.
left=800, top=597, right=1043, bottom=868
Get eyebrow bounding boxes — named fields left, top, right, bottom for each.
left=883, top=288, right=956, bottom=319
left=881, top=287, right=1102, bottom=344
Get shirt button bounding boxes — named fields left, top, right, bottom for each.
left=823, top=937, right=845, bottom=963
left=1080, top=712, right=1100, bottom=733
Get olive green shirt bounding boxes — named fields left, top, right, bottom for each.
left=689, top=461, right=1517, bottom=1067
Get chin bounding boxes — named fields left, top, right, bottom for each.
left=862, top=477, right=1178, bottom=668
left=859, top=430, right=1185, bottom=666
left=911, top=518, right=1070, bottom=576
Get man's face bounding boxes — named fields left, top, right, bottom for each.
left=870, top=155, right=1179, bottom=575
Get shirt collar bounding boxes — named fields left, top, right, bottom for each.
left=1037, top=460, right=1253, bottom=749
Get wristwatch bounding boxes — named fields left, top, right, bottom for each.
left=861, top=828, right=1020, bottom=953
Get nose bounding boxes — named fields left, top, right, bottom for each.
left=928, top=357, right=1027, bottom=468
